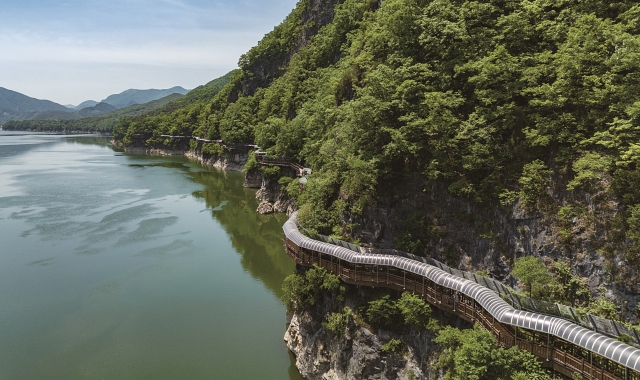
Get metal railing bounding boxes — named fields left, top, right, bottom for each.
left=284, top=238, right=631, bottom=380
left=156, top=135, right=309, bottom=177
left=295, top=225, right=640, bottom=347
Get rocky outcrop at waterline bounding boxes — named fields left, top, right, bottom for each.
left=285, top=309, right=442, bottom=380
left=185, top=150, right=249, bottom=172
left=255, top=174, right=296, bottom=215
left=122, top=145, right=250, bottom=171
left=284, top=287, right=452, bottom=380
left=244, top=168, right=263, bottom=188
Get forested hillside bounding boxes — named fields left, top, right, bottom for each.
left=110, top=0, right=640, bottom=375
left=3, top=73, right=234, bottom=133
left=101, top=86, right=189, bottom=108
left=0, top=87, right=71, bottom=124
left=116, top=0, right=640, bottom=256
left=3, top=94, right=183, bottom=133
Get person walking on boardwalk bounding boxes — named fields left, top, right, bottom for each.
left=453, top=291, right=460, bottom=312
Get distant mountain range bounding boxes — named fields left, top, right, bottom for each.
left=3, top=93, right=185, bottom=133
left=3, top=71, right=234, bottom=133
left=0, top=86, right=189, bottom=125
left=74, top=100, right=99, bottom=110
left=101, top=87, right=189, bottom=109
left=0, top=87, right=70, bottom=124
left=77, top=102, right=118, bottom=117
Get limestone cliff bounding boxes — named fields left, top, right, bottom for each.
left=184, top=150, right=250, bottom=173
left=285, top=312, right=438, bottom=380
left=284, top=292, right=445, bottom=380
left=352, top=173, right=636, bottom=319
left=255, top=174, right=297, bottom=216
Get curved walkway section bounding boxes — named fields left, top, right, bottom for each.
left=283, top=212, right=640, bottom=380
left=158, top=135, right=310, bottom=177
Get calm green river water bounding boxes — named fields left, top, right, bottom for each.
left=0, top=131, right=303, bottom=379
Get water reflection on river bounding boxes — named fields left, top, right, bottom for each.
left=0, top=132, right=302, bottom=379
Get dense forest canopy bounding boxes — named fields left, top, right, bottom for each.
left=114, top=0, right=640, bottom=251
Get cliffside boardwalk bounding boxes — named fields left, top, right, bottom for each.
left=283, top=212, right=640, bottom=380
left=158, top=135, right=309, bottom=177
left=149, top=133, right=639, bottom=379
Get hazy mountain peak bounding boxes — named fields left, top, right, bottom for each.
left=101, top=87, right=189, bottom=108
left=74, top=100, right=99, bottom=111
left=0, top=87, right=70, bottom=124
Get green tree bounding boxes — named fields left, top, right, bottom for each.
left=435, top=325, right=552, bottom=380
left=579, top=287, right=620, bottom=321
left=549, top=260, right=590, bottom=307
left=518, top=160, right=552, bottom=210
left=397, top=292, right=432, bottom=329
left=365, top=294, right=399, bottom=330
left=323, top=308, right=351, bottom=335
left=381, top=338, right=404, bottom=354
left=566, top=153, right=611, bottom=191
left=281, top=265, right=344, bottom=313
left=626, top=204, right=640, bottom=242
left=511, top=256, right=552, bottom=298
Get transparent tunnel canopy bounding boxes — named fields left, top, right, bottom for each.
left=283, top=212, right=640, bottom=372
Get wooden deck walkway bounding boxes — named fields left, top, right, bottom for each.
left=147, top=133, right=638, bottom=379
left=157, top=135, right=309, bottom=177
left=284, top=237, right=638, bottom=380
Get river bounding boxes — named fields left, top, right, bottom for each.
left=0, top=131, right=303, bottom=379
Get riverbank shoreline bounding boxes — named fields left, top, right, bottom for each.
left=0, top=134, right=302, bottom=379
left=116, top=142, right=295, bottom=215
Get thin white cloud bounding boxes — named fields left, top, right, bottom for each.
left=158, top=0, right=192, bottom=10
left=0, top=0, right=299, bottom=104
left=0, top=28, right=256, bottom=67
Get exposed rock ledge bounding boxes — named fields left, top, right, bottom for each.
left=124, top=146, right=249, bottom=172
left=285, top=310, right=441, bottom=380
left=255, top=175, right=296, bottom=215
left=185, top=150, right=248, bottom=173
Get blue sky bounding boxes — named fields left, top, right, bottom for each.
left=0, top=0, right=299, bottom=105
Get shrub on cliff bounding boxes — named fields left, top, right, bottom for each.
left=435, top=325, right=552, bottom=380
left=511, top=256, right=552, bottom=298
left=201, top=142, right=224, bottom=156
left=397, top=292, right=432, bottom=329
left=322, top=307, right=354, bottom=335
left=365, top=294, right=399, bottom=330
left=281, top=265, right=345, bottom=313
left=364, top=291, right=433, bottom=332
left=242, top=151, right=259, bottom=174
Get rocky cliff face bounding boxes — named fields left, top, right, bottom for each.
left=285, top=313, right=438, bottom=380
left=284, top=295, right=445, bottom=380
left=124, top=146, right=187, bottom=156
left=353, top=173, right=636, bottom=318
left=255, top=174, right=297, bottom=215
left=185, top=150, right=249, bottom=172
left=244, top=168, right=263, bottom=188
left=124, top=143, right=251, bottom=173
